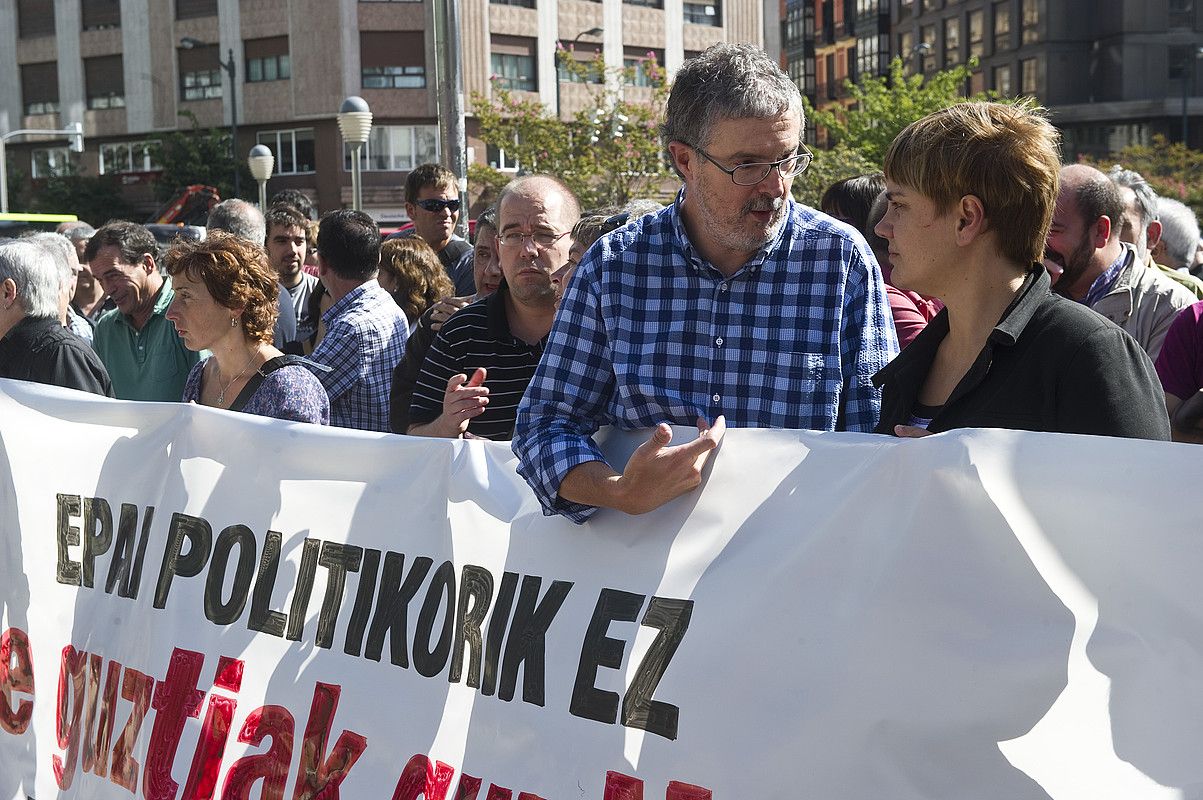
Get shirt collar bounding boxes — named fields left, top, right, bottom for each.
left=323, top=279, right=377, bottom=325
left=988, top=265, right=1051, bottom=346
left=485, top=285, right=512, bottom=340
left=1083, top=245, right=1130, bottom=306
left=670, top=187, right=791, bottom=279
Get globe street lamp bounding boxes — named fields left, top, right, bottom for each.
left=247, top=145, right=274, bottom=210
left=337, top=96, right=373, bottom=212
left=181, top=37, right=239, bottom=199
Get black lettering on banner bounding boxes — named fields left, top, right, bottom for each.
left=286, top=538, right=321, bottom=642
left=570, top=589, right=645, bottom=725
left=204, top=525, right=257, bottom=625
left=248, top=530, right=287, bottom=637
left=80, top=497, right=113, bottom=589
left=343, top=549, right=381, bottom=657
left=481, top=571, right=519, bottom=697
left=365, top=553, right=432, bottom=667
left=413, top=560, right=456, bottom=678
left=498, top=576, right=573, bottom=706
left=621, top=597, right=694, bottom=741
left=153, top=513, right=213, bottom=608
left=449, top=565, right=495, bottom=687
left=315, top=542, right=364, bottom=650
left=105, top=503, right=154, bottom=599
left=56, top=493, right=82, bottom=585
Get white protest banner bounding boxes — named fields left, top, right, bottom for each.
left=2, top=377, right=1203, bottom=799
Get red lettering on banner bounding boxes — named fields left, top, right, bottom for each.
left=182, top=657, right=244, bottom=800
left=604, top=773, right=713, bottom=800
left=220, top=705, right=294, bottom=800
left=665, top=782, right=711, bottom=800
left=453, top=774, right=483, bottom=800
left=84, top=659, right=121, bottom=779
left=291, top=682, right=367, bottom=799
left=0, top=627, right=34, bottom=735
left=53, top=645, right=87, bottom=789
left=483, top=787, right=512, bottom=800
left=144, top=648, right=206, bottom=800
left=390, top=754, right=456, bottom=800
left=213, top=656, right=244, bottom=692
left=111, top=666, right=154, bottom=791
left=79, top=653, right=103, bottom=774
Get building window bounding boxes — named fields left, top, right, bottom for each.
left=175, top=0, right=217, bottom=19
left=99, top=141, right=160, bottom=174
left=344, top=125, right=439, bottom=172
left=21, top=62, right=59, bottom=115
left=256, top=129, right=316, bottom=174
left=899, top=30, right=915, bottom=73
left=993, top=1, right=1011, bottom=52
left=943, top=17, right=960, bottom=66
left=558, top=42, right=603, bottom=84
left=1170, top=0, right=1194, bottom=28
left=624, top=0, right=664, bottom=7
left=361, top=32, right=426, bottom=89
left=1021, top=0, right=1038, bottom=43
left=178, top=44, right=222, bottom=101
left=968, top=9, right=985, bottom=58
left=624, top=48, right=664, bottom=86
left=920, top=25, right=936, bottom=72
left=31, top=147, right=70, bottom=179
left=856, top=34, right=886, bottom=78
left=920, top=0, right=940, bottom=11
left=81, top=0, right=120, bottom=30
left=487, top=133, right=521, bottom=172
left=85, top=55, right=125, bottom=109
left=246, top=37, right=291, bottom=83
left=856, top=0, right=881, bottom=15
left=489, top=0, right=535, bottom=7
left=17, top=0, right=55, bottom=38
left=1169, top=45, right=1194, bottom=80
left=491, top=36, right=537, bottom=91
left=360, top=0, right=422, bottom=2
left=684, top=0, right=721, bottom=25
left=1020, top=57, right=1038, bottom=94
left=993, top=63, right=1012, bottom=95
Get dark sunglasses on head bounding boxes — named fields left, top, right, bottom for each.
left=415, top=198, right=462, bottom=213
left=602, top=212, right=630, bottom=233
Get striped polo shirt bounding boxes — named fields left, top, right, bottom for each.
left=409, top=286, right=544, bottom=441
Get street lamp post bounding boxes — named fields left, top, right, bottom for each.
left=337, top=96, right=373, bottom=212
left=247, top=145, right=274, bottom=210
left=555, top=27, right=604, bottom=121
left=0, top=123, right=83, bottom=213
left=1181, top=46, right=1203, bottom=147
left=180, top=38, right=239, bottom=198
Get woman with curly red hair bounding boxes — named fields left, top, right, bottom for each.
left=164, top=232, right=329, bottom=423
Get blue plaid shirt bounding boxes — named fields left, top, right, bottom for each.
left=308, top=280, right=408, bottom=432
left=513, top=196, right=898, bottom=522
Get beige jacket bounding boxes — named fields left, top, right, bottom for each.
left=1145, top=251, right=1203, bottom=300
left=1092, top=244, right=1195, bottom=361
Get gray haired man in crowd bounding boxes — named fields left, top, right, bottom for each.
left=1154, top=197, right=1202, bottom=272
left=514, top=42, right=897, bottom=522
left=0, top=239, right=112, bottom=396
left=1107, top=165, right=1203, bottom=299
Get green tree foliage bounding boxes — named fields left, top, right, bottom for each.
left=26, top=161, right=135, bottom=225
left=471, top=50, right=672, bottom=209
left=1080, top=134, right=1203, bottom=221
left=148, top=111, right=251, bottom=202
left=796, top=58, right=996, bottom=207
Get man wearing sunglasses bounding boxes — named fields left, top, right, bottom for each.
left=514, top=42, right=898, bottom=523
left=402, top=163, right=475, bottom=295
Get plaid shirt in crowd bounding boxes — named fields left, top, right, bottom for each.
left=513, top=196, right=899, bottom=523
left=309, top=280, right=408, bottom=432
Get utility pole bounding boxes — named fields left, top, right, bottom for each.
left=433, top=0, right=468, bottom=238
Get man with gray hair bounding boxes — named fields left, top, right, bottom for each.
left=206, top=198, right=298, bottom=348
left=1107, top=165, right=1203, bottom=299
left=514, top=42, right=897, bottom=522
left=0, top=239, right=113, bottom=395
left=25, top=232, right=94, bottom=342
left=1152, top=197, right=1201, bottom=272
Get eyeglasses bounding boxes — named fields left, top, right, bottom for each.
left=693, top=145, right=813, bottom=186
left=414, top=198, right=462, bottom=213
left=497, top=230, right=572, bottom=248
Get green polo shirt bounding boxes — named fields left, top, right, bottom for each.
left=93, top=275, right=200, bottom=401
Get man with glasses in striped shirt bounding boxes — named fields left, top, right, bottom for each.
left=514, top=42, right=898, bottom=523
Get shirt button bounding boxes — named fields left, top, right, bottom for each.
left=719, top=283, right=728, bottom=292
left=712, top=394, right=721, bottom=403
left=715, top=337, right=723, bottom=346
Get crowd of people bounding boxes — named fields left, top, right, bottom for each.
left=2, top=43, right=1202, bottom=523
